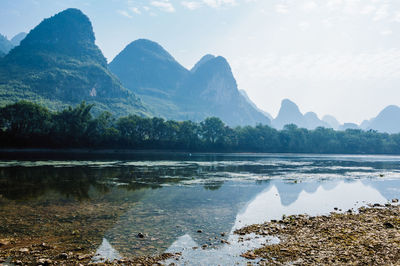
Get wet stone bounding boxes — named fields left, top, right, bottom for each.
left=57, top=253, right=68, bottom=259
left=383, top=222, right=394, bottom=229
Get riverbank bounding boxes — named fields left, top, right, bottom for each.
left=0, top=194, right=177, bottom=265
left=235, top=202, right=400, bottom=265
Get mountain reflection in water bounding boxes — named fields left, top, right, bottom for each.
left=0, top=153, right=399, bottom=263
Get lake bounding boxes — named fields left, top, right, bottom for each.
left=0, top=152, right=399, bottom=265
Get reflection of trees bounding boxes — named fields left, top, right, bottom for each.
left=0, top=162, right=240, bottom=201
left=0, top=166, right=173, bottom=201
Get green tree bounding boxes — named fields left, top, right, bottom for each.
left=200, top=117, right=226, bottom=147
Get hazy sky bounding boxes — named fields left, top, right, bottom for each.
left=1, top=0, right=400, bottom=124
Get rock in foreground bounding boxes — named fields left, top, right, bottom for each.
left=235, top=205, right=400, bottom=265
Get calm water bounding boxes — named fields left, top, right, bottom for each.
left=0, top=152, right=399, bottom=265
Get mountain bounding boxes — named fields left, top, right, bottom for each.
left=239, top=90, right=273, bottom=120
left=10, top=32, right=27, bottom=46
left=109, top=40, right=270, bottom=126
left=322, top=115, right=340, bottom=130
left=109, top=39, right=189, bottom=118
left=0, top=8, right=148, bottom=116
left=339, top=123, right=359, bottom=131
left=361, top=105, right=400, bottom=133
left=272, top=99, right=331, bottom=130
left=179, top=55, right=270, bottom=126
left=109, top=39, right=189, bottom=96
left=272, top=99, right=306, bottom=129
left=304, top=112, right=330, bottom=129
left=0, top=32, right=27, bottom=57
left=0, top=34, right=13, bottom=55
left=190, top=54, right=215, bottom=73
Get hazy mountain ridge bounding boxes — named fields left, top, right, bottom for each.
left=239, top=90, right=273, bottom=120
left=322, top=115, right=340, bottom=130
left=360, top=105, right=400, bottom=133
left=0, top=34, right=14, bottom=55
left=109, top=39, right=271, bottom=126
left=10, top=32, right=28, bottom=46
left=0, top=32, right=27, bottom=57
left=270, top=98, right=400, bottom=133
left=0, top=8, right=148, bottom=117
left=272, top=99, right=334, bottom=130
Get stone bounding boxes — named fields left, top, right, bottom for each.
left=0, top=240, right=9, bottom=247
left=19, top=248, right=29, bottom=253
left=57, top=253, right=68, bottom=259
left=392, top=198, right=399, bottom=203
left=241, top=252, right=257, bottom=260
left=383, top=222, right=394, bottom=229
left=37, top=258, right=52, bottom=265
left=78, top=254, right=91, bottom=260
left=197, top=230, right=202, bottom=233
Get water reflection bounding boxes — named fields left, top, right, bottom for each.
left=0, top=154, right=399, bottom=263
left=162, top=180, right=390, bottom=265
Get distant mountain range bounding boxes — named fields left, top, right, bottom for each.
left=1, top=8, right=400, bottom=131
left=0, top=32, right=27, bottom=56
left=268, top=99, right=400, bottom=133
left=109, top=40, right=270, bottom=126
left=360, top=105, right=400, bottom=134
left=272, top=99, right=330, bottom=130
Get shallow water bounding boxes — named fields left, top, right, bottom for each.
left=0, top=152, right=399, bottom=264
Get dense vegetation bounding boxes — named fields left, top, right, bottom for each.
left=1, top=101, right=400, bottom=154
left=0, top=8, right=148, bottom=117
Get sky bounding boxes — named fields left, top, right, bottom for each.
left=1, top=0, right=400, bottom=124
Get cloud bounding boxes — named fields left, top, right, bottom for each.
left=373, top=4, right=389, bottom=21
left=117, top=9, right=133, bottom=18
left=381, top=29, right=392, bottom=36
left=360, top=4, right=376, bottom=15
left=275, top=4, right=289, bottom=14
left=181, top=1, right=202, bottom=10
left=232, top=50, right=400, bottom=82
left=298, top=21, right=310, bottom=31
left=202, top=0, right=237, bottom=8
left=151, top=0, right=175, bottom=12
left=130, top=7, right=141, bottom=14
left=303, top=1, right=317, bottom=12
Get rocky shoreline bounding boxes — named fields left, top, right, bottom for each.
left=235, top=201, right=400, bottom=265
left=1, top=197, right=399, bottom=265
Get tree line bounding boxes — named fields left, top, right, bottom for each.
left=1, top=101, right=400, bottom=154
